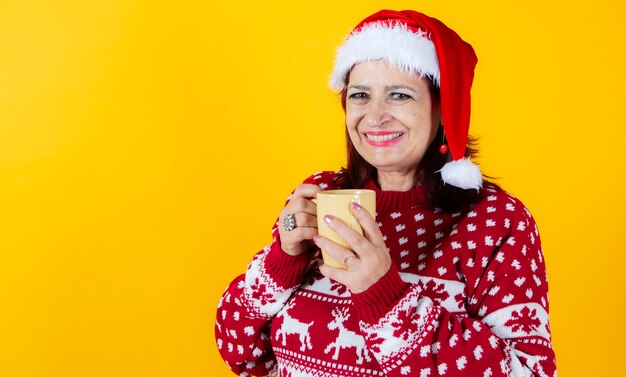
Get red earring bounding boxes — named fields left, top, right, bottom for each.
left=438, top=127, right=449, bottom=154
left=439, top=143, right=449, bottom=155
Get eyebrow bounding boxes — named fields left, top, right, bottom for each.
left=385, top=85, right=418, bottom=93
left=347, top=85, right=370, bottom=91
left=347, top=84, right=418, bottom=93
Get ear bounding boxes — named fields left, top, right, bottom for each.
left=432, top=101, right=442, bottom=124
left=430, top=103, right=442, bottom=137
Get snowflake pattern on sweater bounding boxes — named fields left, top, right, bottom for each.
left=215, top=171, right=556, bottom=377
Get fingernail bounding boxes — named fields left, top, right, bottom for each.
left=351, top=202, right=361, bottom=210
left=313, top=235, right=320, bottom=243
left=324, top=215, right=333, bottom=224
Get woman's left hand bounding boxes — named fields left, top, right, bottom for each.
left=315, top=202, right=391, bottom=294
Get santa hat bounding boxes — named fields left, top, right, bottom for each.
left=330, top=10, right=482, bottom=191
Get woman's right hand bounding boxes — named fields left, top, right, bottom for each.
left=278, top=184, right=321, bottom=256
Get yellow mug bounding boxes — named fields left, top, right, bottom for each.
left=316, top=189, right=376, bottom=268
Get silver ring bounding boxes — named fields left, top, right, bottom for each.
left=343, top=255, right=358, bottom=268
left=282, top=213, right=297, bottom=232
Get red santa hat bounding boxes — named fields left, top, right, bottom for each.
left=330, top=10, right=482, bottom=191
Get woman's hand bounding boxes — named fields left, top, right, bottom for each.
left=278, top=184, right=322, bottom=256
left=315, top=202, right=391, bottom=293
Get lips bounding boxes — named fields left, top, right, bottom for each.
left=363, top=131, right=404, bottom=146
left=365, top=132, right=403, bottom=142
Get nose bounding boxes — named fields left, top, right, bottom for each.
left=364, top=97, right=393, bottom=127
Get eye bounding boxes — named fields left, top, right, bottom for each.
left=348, top=92, right=369, bottom=100
left=390, top=92, right=412, bottom=100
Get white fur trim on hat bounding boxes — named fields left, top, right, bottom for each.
left=438, top=157, right=483, bottom=191
left=329, top=22, right=440, bottom=90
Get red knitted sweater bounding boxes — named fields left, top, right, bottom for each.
left=215, top=171, right=556, bottom=377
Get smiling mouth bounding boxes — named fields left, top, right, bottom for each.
left=364, top=132, right=404, bottom=142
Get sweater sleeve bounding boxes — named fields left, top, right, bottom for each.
left=215, top=172, right=339, bottom=376
left=215, top=240, right=312, bottom=376
left=352, top=199, right=556, bottom=377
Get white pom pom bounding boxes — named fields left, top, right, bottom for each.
left=438, top=158, right=483, bottom=191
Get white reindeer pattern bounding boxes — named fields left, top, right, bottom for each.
left=324, top=307, right=371, bottom=364
left=275, top=300, right=314, bottom=352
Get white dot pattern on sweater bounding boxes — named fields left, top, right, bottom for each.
left=215, top=171, right=556, bottom=377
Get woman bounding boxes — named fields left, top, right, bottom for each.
left=216, top=9, right=556, bottom=377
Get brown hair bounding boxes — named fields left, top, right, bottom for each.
left=335, top=74, right=489, bottom=213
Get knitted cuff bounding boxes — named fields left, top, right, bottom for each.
left=264, top=241, right=312, bottom=288
left=352, top=263, right=409, bottom=323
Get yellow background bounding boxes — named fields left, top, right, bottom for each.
left=1, top=0, right=624, bottom=376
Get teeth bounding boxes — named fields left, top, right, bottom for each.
left=366, top=132, right=402, bottom=142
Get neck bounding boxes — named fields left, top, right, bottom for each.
left=376, top=170, right=417, bottom=191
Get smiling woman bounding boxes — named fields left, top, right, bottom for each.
left=346, top=60, right=441, bottom=191
left=345, top=61, right=441, bottom=191
left=215, top=9, right=556, bottom=377
left=339, top=62, right=481, bottom=213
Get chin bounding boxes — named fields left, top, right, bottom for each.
left=367, top=159, right=407, bottom=171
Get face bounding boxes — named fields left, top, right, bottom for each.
left=345, top=60, right=441, bottom=179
